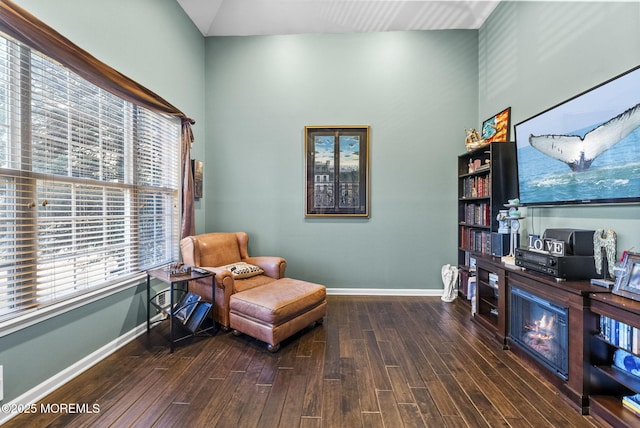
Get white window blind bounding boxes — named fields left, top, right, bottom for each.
left=0, top=34, right=180, bottom=320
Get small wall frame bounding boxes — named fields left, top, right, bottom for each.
left=304, top=125, right=370, bottom=217
left=482, top=107, right=511, bottom=143
left=191, top=159, right=203, bottom=199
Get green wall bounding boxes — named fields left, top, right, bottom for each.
left=205, top=30, right=478, bottom=290
left=202, top=1, right=640, bottom=293
left=0, top=0, right=205, bottom=405
left=479, top=1, right=640, bottom=253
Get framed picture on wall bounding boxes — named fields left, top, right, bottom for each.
left=304, top=125, right=370, bottom=217
left=192, top=159, right=203, bottom=199
left=482, top=107, right=511, bottom=143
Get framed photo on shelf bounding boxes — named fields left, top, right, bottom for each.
left=613, top=252, right=640, bottom=301
left=304, top=125, right=370, bottom=217
left=481, top=107, right=511, bottom=143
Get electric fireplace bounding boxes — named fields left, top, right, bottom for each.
left=509, top=287, right=569, bottom=380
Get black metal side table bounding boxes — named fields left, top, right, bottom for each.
left=146, top=267, right=216, bottom=352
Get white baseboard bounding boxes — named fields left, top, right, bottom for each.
left=0, top=314, right=163, bottom=426
left=327, top=288, right=444, bottom=296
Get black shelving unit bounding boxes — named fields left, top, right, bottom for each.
left=457, top=142, right=517, bottom=300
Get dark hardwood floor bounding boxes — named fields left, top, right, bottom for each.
left=4, top=296, right=602, bottom=427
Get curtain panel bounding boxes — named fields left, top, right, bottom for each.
left=0, top=0, right=196, bottom=239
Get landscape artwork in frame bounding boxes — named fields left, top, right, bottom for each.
left=613, top=252, right=640, bottom=302
left=305, top=126, right=369, bottom=217
left=482, top=107, right=511, bottom=143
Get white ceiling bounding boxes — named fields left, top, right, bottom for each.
left=177, top=0, right=501, bottom=37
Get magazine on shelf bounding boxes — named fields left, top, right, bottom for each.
left=185, top=302, right=212, bottom=333
left=173, top=292, right=201, bottom=324
left=623, top=395, right=640, bottom=417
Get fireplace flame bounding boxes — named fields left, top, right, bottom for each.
left=536, top=313, right=555, bottom=332
left=524, top=312, right=556, bottom=341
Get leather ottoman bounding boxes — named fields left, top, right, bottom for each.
left=229, top=278, right=327, bottom=352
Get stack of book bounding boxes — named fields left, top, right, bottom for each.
left=622, top=394, right=640, bottom=417
left=463, top=202, right=490, bottom=227
left=461, top=175, right=490, bottom=198
left=600, top=315, right=640, bottom=354
left=460, top=227, right=491, bottom=255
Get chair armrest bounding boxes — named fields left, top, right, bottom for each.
left=189, top=266, right=235, bottom=328
left=244, top=256, right=287, bottom=279
left=200, top=266, right=234, bottom=290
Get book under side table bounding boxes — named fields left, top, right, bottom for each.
left=146, top=267, right=216, bottom=352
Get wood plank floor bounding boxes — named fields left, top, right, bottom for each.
left=4, top=296, right=603, bottom=427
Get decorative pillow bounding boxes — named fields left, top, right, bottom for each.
left=222, top=262, right=264, bottom=279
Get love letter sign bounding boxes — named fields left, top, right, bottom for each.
left=528, top=235, right=565, bottom=256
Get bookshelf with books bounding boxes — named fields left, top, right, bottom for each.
left=589, top=292, right=640, bottom=426
left=457, top=142, right=517, bottom=300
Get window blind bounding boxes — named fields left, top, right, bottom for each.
left=0, top=34, right=180, bottom=320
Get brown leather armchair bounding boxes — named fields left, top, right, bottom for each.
left=180, top=232, right=287, bottom=329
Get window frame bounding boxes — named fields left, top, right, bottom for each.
left=0, top=33, right=181, bottom=329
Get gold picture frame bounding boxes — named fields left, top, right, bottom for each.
left=304, top=125, right=370, bottom=217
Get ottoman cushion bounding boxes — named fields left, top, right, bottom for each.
left=230, top=278, right=326, bottom=325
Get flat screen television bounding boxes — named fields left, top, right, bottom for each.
left=514, top=65, right=640, bottom=206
